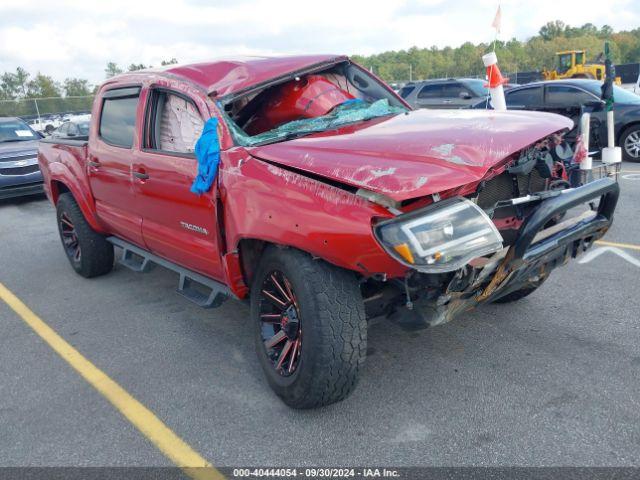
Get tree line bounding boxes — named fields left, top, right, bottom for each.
left=2, top=20, right=640, bottom=109
left=0, top=59, right=178, bottom=117
left=0, top=58, right=179, bottom=102
left=352, top=21, right=640, bottom=82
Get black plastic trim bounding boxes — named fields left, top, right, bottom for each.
left=513, top=177, right=619, bottom=261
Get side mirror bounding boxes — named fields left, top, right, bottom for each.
left=459, top=91, right=472, bottom=100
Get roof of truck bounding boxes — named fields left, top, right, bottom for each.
left=126, top=55, right=346, bottom=98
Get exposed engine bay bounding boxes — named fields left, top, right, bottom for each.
left=363, top=132, right=611, bottom=329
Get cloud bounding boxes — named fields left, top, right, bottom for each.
left=0, top=0, right=638, bottom=86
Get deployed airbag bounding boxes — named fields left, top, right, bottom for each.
left=230, top=99, right=405, bottom=147
left=159, top=94, right=203, bottom=153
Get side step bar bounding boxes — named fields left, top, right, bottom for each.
left=107, top=237, right=230, bottom=308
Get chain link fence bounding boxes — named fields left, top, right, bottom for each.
left=0, top=95, right=94, bottom=118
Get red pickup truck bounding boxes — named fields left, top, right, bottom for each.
left=38, top=55, right=619, bottom=408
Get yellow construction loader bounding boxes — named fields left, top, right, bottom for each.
left=542, top=50, right=621, bottom=83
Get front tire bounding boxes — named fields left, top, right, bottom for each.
left=251, top=246, right=367, bottom=409
left=56, top=193, right=114, bottom=278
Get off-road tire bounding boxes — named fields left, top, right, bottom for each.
left=56, top=193, right=114, bottom=278
left=251, top=246, right=367, bottom=409
left=620, top=125, right=640, bottom=163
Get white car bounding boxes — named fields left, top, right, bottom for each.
left=28, top=117, right=62, bottom=135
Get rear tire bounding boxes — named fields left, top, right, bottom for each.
left=251, top=246, right=367, bottom=409
left=56, top=193, right=114, bottom=278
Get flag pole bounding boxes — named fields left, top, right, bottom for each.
left=484, top=4, right=506, bottom=111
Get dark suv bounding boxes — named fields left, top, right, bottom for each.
left=471, top=79, right=640, bottom=162
left=399, top=78, right=490, bottom=109
left=0, top=117, right=43, bottom=200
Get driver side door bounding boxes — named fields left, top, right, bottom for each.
left=132, top=86, right=224, bottom=281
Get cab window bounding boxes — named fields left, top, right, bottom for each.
left=398, top=85, right=415, bottom=99
left=99, top=87, right=140, bottom=148
left=417, top=84, right=443, bottom=99
left=545, top=85, right=597, bottom=107
left=441, top=83, right=466, bottom=98
left=145, top=90, right=204, bottom=155
left=505, top=86, right=543, bottom=108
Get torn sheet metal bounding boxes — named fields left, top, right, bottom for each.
left=247, top=109, right=573, bottom=202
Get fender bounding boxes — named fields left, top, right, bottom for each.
left=220, top=151, right=407, bottom=280
left=46, top=160, right=106, bottom=234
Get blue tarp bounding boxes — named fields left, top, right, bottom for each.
left=191, top=117, right=220, bottom=195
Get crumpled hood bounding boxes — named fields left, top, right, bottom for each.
left=247, top=109, right=572, bottom=201
left=0, top=140, right=39, bottom=159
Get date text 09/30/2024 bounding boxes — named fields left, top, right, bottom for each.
left=232, top=468, right=400, bottom=478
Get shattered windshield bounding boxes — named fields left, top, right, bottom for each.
left=226, top=98, right=407, bottom=147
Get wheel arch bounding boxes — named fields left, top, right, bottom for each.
left=618, top=121, right=640, bottom=144
left=236, top=238, right=312, bottom=294
left=48, top=177, right=105, bottom=234
left=233, top=238, right=350, bottom=298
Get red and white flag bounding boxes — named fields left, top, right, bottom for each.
left=491, top=5, right=502, bottom=33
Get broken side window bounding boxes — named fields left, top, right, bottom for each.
left=147, top=90, right=204, bottom=154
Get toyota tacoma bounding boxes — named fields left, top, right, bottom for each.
left=38, top=55, right=619, bottom=408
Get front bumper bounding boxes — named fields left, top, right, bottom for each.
left=416, top=177, right=619, bottom=325
left=0, top=182, right=44, bottom=200
left=0, top=173, right=44, bottom=200
left=484, top=177, right=618, bottom=302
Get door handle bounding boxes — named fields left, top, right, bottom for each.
left=87, top=157, right=100, bottom=168
left=133, top=171, right=149, bottom=180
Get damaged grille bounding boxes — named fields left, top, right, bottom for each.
left=477, top=170, right=547, bottom=210
left=517, top=169, right=547, bottom=196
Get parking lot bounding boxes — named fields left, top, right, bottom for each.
left=1, top=165, right=640, bottom=472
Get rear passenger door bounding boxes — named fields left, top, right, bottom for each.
left=88, top=86, right=145, bottom=246
left=133, top=87, right=224, bottom=281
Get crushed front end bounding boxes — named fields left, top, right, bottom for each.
left=368, top=138, right=620, bottom=328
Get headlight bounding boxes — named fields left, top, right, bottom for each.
left=374, top=196, right=503, bottom=273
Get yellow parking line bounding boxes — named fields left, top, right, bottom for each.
left=0, top=282, right=224, bottom=480
left=595, top=240, right=640, bottom=252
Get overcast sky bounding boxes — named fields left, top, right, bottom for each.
left=1, top=0, right=638, bottom=85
